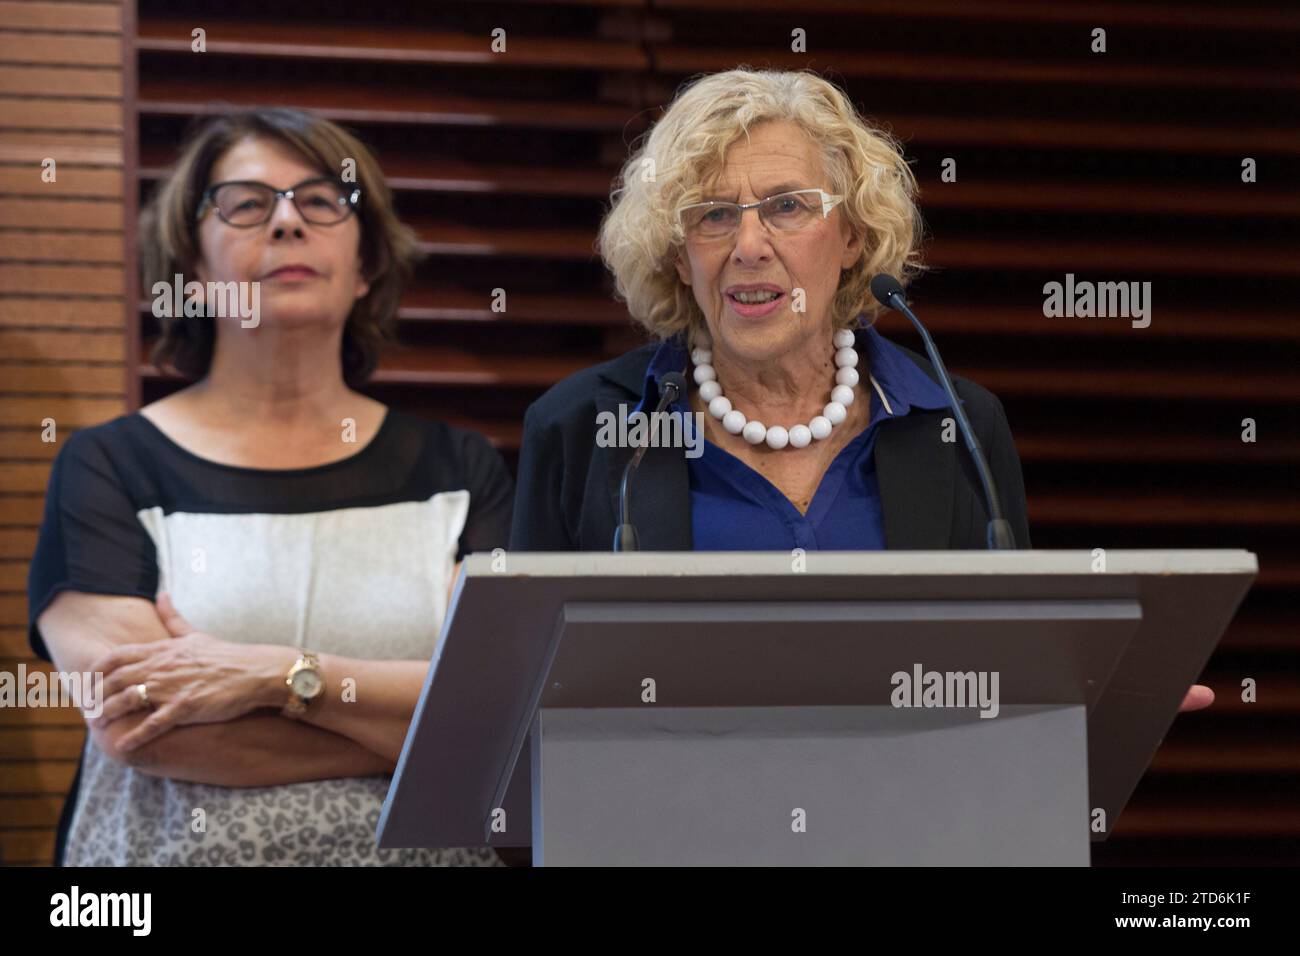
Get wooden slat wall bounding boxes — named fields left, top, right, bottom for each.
left=0, top=0, right=125, bottom=866
left=2, top=0, right=1295, bottom=866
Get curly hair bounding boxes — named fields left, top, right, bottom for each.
left=598, top=68, right=924, bottom=347
left=140, top=106, right=424, bottom=384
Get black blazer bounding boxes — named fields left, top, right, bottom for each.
left=509, top=332, right=1031, bottom=552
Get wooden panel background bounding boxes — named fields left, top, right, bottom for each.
left=1, top=0, right=1297, bottom=866
left=0, top=0, right=125, bottom=866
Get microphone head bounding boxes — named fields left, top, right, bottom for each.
left=661, top=370, right=688, bottom=398
left=870, top=274, right=906, bottom=307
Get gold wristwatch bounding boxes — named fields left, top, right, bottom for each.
left=282, top=651, right=324, bottom=718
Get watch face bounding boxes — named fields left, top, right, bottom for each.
left=292, top=669, right=323, bottom=699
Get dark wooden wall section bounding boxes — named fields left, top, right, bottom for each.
left=0, top=0, right=125, bottom=866
left=3, top=0, right=1295, bottom=866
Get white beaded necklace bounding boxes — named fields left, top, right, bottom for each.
left=691, top=328, right=860, bottom=450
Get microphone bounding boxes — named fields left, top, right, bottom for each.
left=869, top=275, right=1017, bottom=550
left=614, top=370, right=688, bottom=551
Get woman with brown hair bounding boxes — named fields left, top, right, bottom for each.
left=27, top=107, right=512, bottom=866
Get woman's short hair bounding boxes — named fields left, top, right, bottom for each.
left=140, top=106, right=423, bottom=384
left=598, top=68, right=924, bottom=346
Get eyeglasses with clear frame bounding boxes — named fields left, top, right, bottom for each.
left=196, top=178, right=362, bottom=227
left=676, top=188, right=844, bottom=241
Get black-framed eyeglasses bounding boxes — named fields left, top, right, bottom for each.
left=196, top=178, right=362, bottom=227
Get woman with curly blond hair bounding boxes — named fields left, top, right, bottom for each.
left=510, top=67, right=1031, bottom=553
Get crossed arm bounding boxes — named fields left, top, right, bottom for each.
left=36, top=582, right=454, bottom=788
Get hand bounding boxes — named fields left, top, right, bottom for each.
left=1178, top=684, right=1214, bottom=713
left=88, top=592, right=291, bottom=753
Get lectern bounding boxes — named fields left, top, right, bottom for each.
left=376, top=550, right=1255, bottom=865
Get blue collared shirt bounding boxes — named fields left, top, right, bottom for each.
left=636, top=323, right=954, bottom=550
